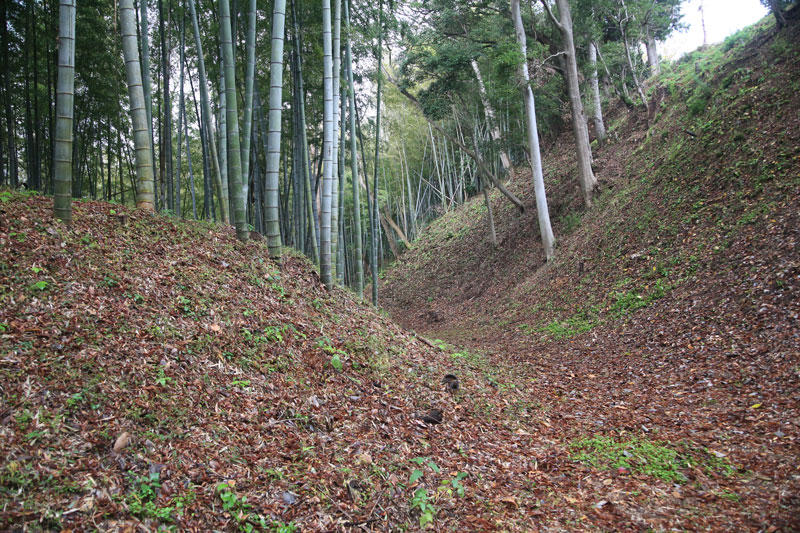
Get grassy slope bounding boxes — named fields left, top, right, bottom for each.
left=382, top=13, right=800, bottom=531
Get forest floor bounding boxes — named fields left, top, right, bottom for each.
left=1, top=12, right=798, bottom=533
left=382, top=12, right=800, bottom=532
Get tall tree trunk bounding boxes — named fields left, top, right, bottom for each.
left=619, top=3, right=648, bottom=110
left=541, top=0, right=596, bottom=207
left=218, top=69, right=230, bottom=221
left=180, top=19, right=196, bottom=219
left=291, top=1, right=319, bottom=264
left=330, top=0, right=342, bottom=282
left=336, top=79, right=346, bottom=284
left=320, top=0, right=335, bottom=286
left=589, top=42, right=606, bottom=145
left=370, top=0, right=384, bottom=305
left=1, top=2, right=18, bottom=187
left=344, top=0, right=363, bottom=297
left=31, top=0, right=41, bottom=191
left=120, top=0, right=155, bottom=210
left=176, top=9, right=186, bottom=217
left=512, top=0, right=555, bottom=260
left=139, top=0, right=157, bottom=201
left=158, top=0, right=174, bottom=212
left=24, top=9, right=35, bottom=191
left=470, top=59, right=511, bottom=176
left=265, top=0, right=286, bottom=257
left=767, top=0, right=787, bottom=29
left=240, top=0, right=256, bottom=209
left=187, top=0, right=227, bottom=222
left=53, top=0, right=75, bottom=223
left=219, top=0, right=248, bottom=240
left=644, top=25, right=659, bottom=76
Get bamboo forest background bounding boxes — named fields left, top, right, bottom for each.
left=0, top=0, right=688, bottom=299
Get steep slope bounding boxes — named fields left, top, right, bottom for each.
left=383, top=13, right=800, bottom=531
left=0, top=194, right=552, bottom=531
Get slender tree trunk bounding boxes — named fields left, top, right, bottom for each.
left=619, top=4, right=648, bottom=110
left=512, top=0, right=554, bottom=260
left=1, top=2, right=18, bottom=187
left=218, top=72, right=230, bottom=217
left=470, top=59, right=511, bottom=176
left=177, top=10, right=187, bottom=217
left=291, top=2, right=319, bottom=264
left=187, top=0, right=227, bottom=222
left=240, top=0, right=256, bottom=208
left=330, top=0, right=342, bottom=282
left=139, top=0, right=157, bottom=201
left=589, top=42, right=606, bottom=145
left=47, top=3, right=55, bottom=194
left=158, top=0, right=174, bottom=212
left=265, top=0, right=286, bottom=257
left=24, top=11, right=35, bottom=191
left=106, top=122, right=112, bottom=201
left=187, top=61, right=208, bottom=218
left=344, top=0, right=363, bottom=297
left=645, top=25, right=659, bottom=76
left=542, top=0, right=596, bottom=207
left=336, top=79, right=346, bottom=284
left=53, top=0, right=75, bottom=223
left=31, top=0, right=41, bottom=191
left=371, top=0, right=383, bottom=305
left=118, top=130, right=125, bottom=204
left=120, top=0, right=155, bottom=210
left=220, top=0, right=248, bottom=240
left=320, top=0, right=335, bottom=286
left=699, top=0, right=707, bottom=47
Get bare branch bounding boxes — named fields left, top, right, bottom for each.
left=539, top=0, right=564, bottom=32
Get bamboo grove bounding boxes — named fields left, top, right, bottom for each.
left=2, top=0, right=720, bottom=300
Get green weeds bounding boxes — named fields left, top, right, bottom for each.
left=570, top=435, right=736, bottom=483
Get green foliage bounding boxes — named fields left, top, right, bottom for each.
left=329, top=353, right=343, bottom=372
left=570, top=435, right=736, bottom=483
left=410, top=488, right=436, bottom=528
left=29, top=280, right=49, bottom=292
left=608, top=278, right=667, bottom=317
left=216, top=482, right=296, bottom=532
left=559, top=212, right=582, bottom=235
left=538, top=306, right=598, bottom=339
left=154, top=367, right=174, bottom=387
left=124, top=472, right=193, bottom=523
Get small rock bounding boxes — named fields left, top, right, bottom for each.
left=442, top=374, right=459, bottom=392
left=421, top=409, right=443, bottom=425
left=113, top=431, right=131, bottom=453
left=282, top=491, right=298, bottom=505
left=149, top=463, right=166, bottom=477
left=355, top=452, right=372, bottom=465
